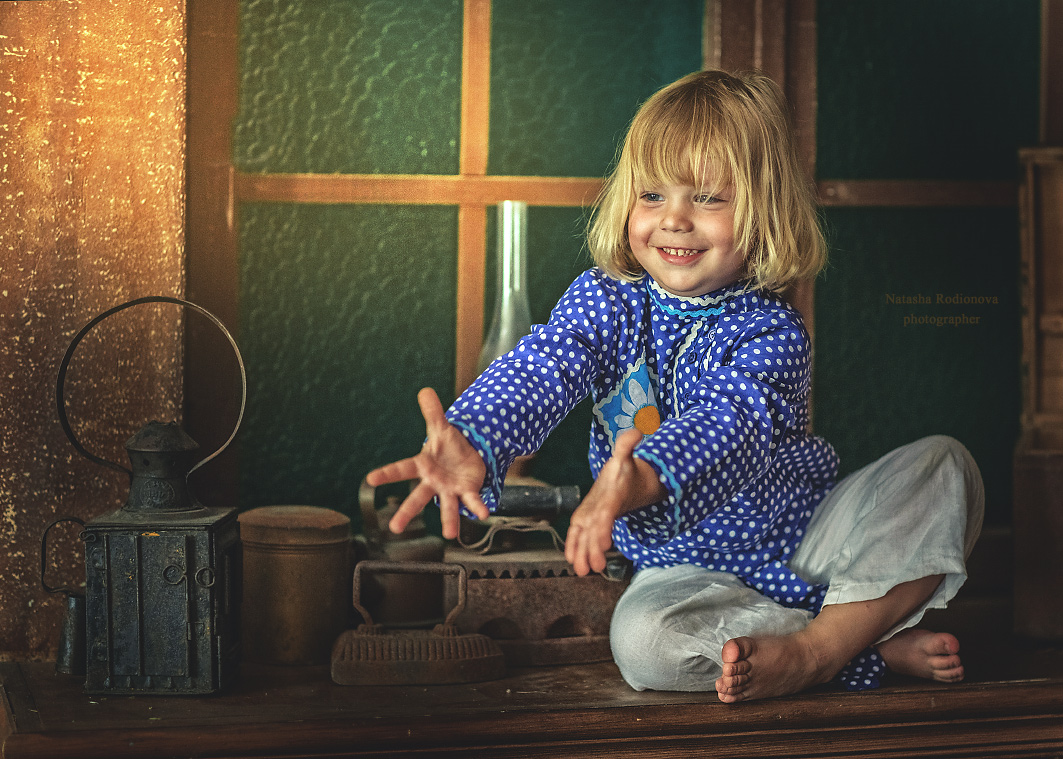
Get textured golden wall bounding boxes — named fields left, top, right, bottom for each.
left=0, top=0, right=186, bottom=658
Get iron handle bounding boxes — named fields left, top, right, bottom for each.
left=357, top=479, right=381, bottom=537
left=352, top=560, right=467, bottom=629
left=494, top=485, right=581, bottom=519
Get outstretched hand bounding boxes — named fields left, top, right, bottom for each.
left=364, top=387, right=489, bottom=540
left=565, top=428, right=665, bottom=577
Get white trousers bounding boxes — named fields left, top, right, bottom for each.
left=610, top=435, right=985, bottom=692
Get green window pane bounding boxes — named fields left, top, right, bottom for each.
left=235, top=0, right=462, bottom=175
left=489, top=0, right=703, bottom=177
left=817, top=0, right=1039, bottom=180
left=812, top=208, right=1020, bottom=524
left=238, top=203, right=458, bottom=514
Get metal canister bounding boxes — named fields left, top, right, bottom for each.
left=239, top=506, right=352, bottom=665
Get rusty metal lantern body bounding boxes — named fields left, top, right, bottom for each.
left=79, top=422, right=241, bottom=695
left=56, top=297, right=245, bottom=695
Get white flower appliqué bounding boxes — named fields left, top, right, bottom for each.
left=594, top=357, right=662, bottom=446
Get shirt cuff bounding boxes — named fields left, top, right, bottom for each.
left=446, top=418, right=507, bottom=514
left=622, top=448, right=683, bottom=545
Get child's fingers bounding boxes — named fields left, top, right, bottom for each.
left=564, top=524, right=579, bottom=567
left=565, top=525, right=589, bottom=576
left=440, top=491, right=488, bottom=539
left=587, top=545, right=608, bottom=574
left=613, top=428, right=643, bottom=459
left=365, top=457, right=419, bottom=488
left=575, top=532, right=596, bottom=577
left=437, top=492, right=462, bottom=540
left=566, top=500, right=617, bottom=576
left=584, top=522, right=611, bottom=575
left=565, top=522, right=609, bottom=577
left=416, top=387, right=448, bottom=433
left=596, top=523, right=613, bottom=554
left=388, top=480, right=435, bottom=534
left=462, top=490, right=490, bottom=522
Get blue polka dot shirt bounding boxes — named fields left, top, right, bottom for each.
left=447, top=269, right=839, bottom=610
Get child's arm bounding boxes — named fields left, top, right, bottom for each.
left=565, top=428, right=666, bottom=576
left=364, top=387, right=491, bottom=540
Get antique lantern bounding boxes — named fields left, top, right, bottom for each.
left=55, top=296, right=244, bottom=695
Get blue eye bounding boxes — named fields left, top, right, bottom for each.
left=640, top=192, right=663, bottom=202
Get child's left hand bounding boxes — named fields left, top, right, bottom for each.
left=565, top=428, right=665, bottom=576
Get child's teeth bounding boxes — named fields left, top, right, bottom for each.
left=662, top=247, right=698, bottom=257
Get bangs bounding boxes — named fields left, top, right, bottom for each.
left=622, top=89, right=734, bottom=196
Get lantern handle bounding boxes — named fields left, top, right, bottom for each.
left=56, top=296, right=247, bottom=477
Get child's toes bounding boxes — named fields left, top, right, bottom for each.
left=721, top=658, right=752, bottom=678
left=715, top=672, right=750, bottom=695
left=930, top=659, right=964, bottom=682
left=925, top=632, right=960, bottom=657
left=715, top=683, right=746, bottom=703
left=722, top=636, right=755, bottom=665
left=929, top=653, right=962, bottom=671
left=718, top=676, right=752, bottom=701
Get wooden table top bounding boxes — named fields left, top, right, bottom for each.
left=2, top=652, right=1061, bottom=759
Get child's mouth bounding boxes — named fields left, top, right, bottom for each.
left=657, top=247, right=705, bottom=263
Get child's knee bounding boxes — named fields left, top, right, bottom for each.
left=913, top=435, right=978, bottom=480
left=609, top=603, right=721, bottom=692
left=908, top=434, right=985, bottom=552
left=914, top=436, right=984, bottom=508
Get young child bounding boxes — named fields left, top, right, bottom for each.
left=366, top=70, right=983, bottom=703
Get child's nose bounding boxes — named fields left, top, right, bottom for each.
left=660, top=202, right=694, bottom=232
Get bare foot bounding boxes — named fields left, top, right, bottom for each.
left=715, top=633, right=835, bottom=703
left=877, top=628, right=964, bottom=682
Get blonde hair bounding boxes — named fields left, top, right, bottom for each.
left=588, top=70, right=826, bottom=293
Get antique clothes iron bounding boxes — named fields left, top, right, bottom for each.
left=355, top=480, right=446, bottom=627
left=331, top=561, right=505, bottom=685
left=55, top=296, right=244, bottom=695
left=445, top=485, right=631, bottom=666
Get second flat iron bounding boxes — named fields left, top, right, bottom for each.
left=331, top=561, right=506, bottom=686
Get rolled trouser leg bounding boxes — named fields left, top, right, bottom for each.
left=610, top=564, right=813, bottom=692
left=789, top=435, right=985, bottom=641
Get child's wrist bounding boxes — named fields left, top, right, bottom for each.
left=624, top=457, right=667, bottom=514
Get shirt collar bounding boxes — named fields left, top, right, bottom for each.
left=645, top=276, right=749, bottom=319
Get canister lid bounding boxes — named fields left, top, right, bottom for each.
left=239, top=505, right=351, bottom=546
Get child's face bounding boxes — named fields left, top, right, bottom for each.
left=627, top=182, right=744, bottom=298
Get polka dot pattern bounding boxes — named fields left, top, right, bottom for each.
left=447, top=269, right=839, bottom=610
left=837, top=647, right=888, bottom=691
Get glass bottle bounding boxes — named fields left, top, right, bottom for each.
left=476, top=201, right=532, bottom=375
